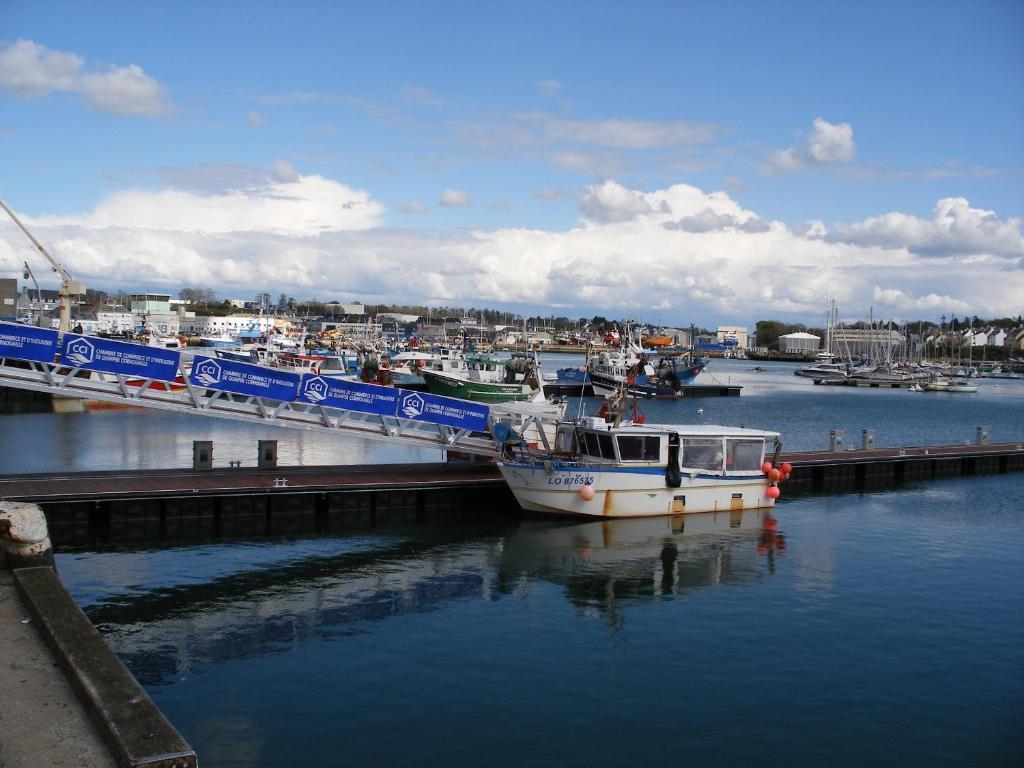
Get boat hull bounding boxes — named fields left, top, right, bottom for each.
left=497, top=462, right=774, bottom=518
left=422, top=370, right=534, bottom=402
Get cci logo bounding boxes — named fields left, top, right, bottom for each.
left=193, top=358, right=223, bottom=386
left=302, top=376, right=329, bottom=403
left=64, top=337, right=95, bottom=367
left=400, top=392, right=424, bottom=419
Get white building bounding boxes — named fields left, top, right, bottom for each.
left=778, top=332, right=821, bottom=354
left=181, top=314, right=280, bottom=337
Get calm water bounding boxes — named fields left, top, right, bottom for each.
left=1, top=357, right=1022, bottom=473
left=57, top=475, right=1024, bottom=767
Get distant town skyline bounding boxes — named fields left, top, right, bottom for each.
left=1, top=1, right=1022, bottom=327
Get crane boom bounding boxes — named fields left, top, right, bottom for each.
left=0, top=197, right=85, bottom=332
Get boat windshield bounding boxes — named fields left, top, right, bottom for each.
left=616, top=435, right=662, bottom=461
left=680, top=437, right=724, bottom=473
left=581, top=430, right=616, bottom=460
left=725, top=438, right=765, bottom=472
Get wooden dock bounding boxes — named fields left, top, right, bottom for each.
left=1, top=443, right=1021, bottom=549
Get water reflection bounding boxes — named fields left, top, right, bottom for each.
left=497, top=510, right=783, bottom=624
left=74, top=511, right=782, bottom=686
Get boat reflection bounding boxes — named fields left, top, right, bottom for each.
left=496, top=510, right=784, bottom=622
left=76, top=511, right=783, bottom=685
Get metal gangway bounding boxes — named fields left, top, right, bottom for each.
left=0, top=323, right=562, bottom=459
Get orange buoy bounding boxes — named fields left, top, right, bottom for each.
left=780, top=462, right=793, bottom=474
left=761, top=461, right=773, bottom=474
left=766, top=485, right=781, bottom=500
left=768, top=468, right=781, bottom=482
left=580, top=484, right=596, bottom=501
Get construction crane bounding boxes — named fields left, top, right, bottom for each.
left=0, top=197, right=86, bottom=333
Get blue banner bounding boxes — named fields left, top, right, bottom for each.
left=0, top=321, right=59, bottom=363
left=61, top=334, right=180, bottom=380
left=297, top=374, right=399, bottom=416
left=189, top=355, right=300, bottom=400
left=396, top=390, right=489, bottom=431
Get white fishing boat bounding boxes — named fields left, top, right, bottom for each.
left=946, top=378, right=979, bottom=393
left=496, top=417, right=782, bottom=518
left=794, top=362, right=849, bottom=380
left=922, top=375, right=950, bottom=392
left=390, top=347, right=465, bottom=386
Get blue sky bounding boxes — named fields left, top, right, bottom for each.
left=1, top=1, right=1022, bottom=326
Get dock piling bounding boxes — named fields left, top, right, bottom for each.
left=192, top=441, right=213, bottom=471
left=258, top=439, right=278, bottom=469
left=830, top=430, right=844, bottom=451
left=977, top=426, right=988, bottom=446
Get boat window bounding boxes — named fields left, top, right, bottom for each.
left=725, top=439, right=764, bottom=472
left=555, top=427, right=577, bottom=455
left=680, top=437, right=724, bottom=472
left=617, top=435, right=662, bottom=461
left=581, top=431, right=615, bottom=460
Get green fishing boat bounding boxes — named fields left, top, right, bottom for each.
left=421, top=355, right=541, bottom=402
left=421, top=370, right=536, bottom=402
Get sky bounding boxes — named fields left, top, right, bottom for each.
left=1, top=0, right=1022, bottom=328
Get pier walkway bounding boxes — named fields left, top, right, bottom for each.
left=0, top=442, right=1019, bottom=550
left=0, top=570, right=117, bottom=768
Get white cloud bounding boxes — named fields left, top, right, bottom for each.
left=795, top=220, right=827, bottom=239
left=664, top=208, right=771, bottom=234
left=828, top=197, right=1024, bottom=258
left=0, top=39, right=80, bottom=96
left=763, top=118, right=856, bottom=175
left=439, top=189, right=471, bottom=207
left=871, top=287, right=969, bottom=314
left=0, top=39, right=172, bottom=117
left=27, top=172, right=382, bottom=235
left=3, top=178, right=1020, bottom=325
left=272, top=160, right=300, bottom=183
left=578, top=181, right=653, bottom=223
left=399, top=201, right=428, bottom=214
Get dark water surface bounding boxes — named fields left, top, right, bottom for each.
left=1, top=357, right=1023, bottom=473
left=58, top=475, right=1024, bottom=767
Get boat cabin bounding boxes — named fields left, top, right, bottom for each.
left=554, top=420, right=775, bottom=476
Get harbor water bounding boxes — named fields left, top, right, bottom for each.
left=1, top=358, right=1022, bottom=474
left=56, top=476, right=1024, bottom=767
left=2, top=356, right=1023, bottom=766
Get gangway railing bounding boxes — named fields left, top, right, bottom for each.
left=0, top=322, right=560, bottom=458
